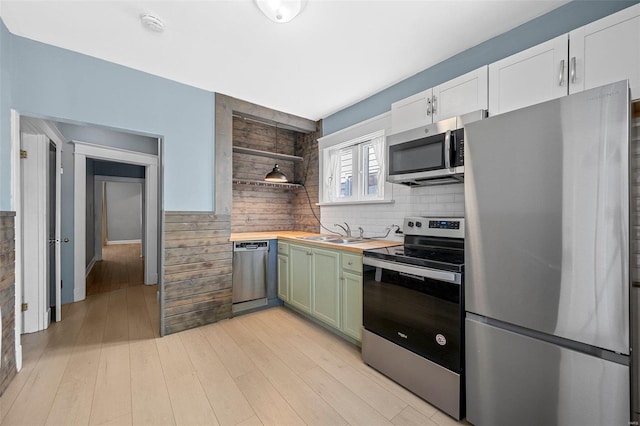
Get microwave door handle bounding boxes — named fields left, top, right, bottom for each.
left=444, top=130, right=452, bottom=169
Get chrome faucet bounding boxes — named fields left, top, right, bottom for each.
left=334, top=222, right=351, bottom=237
left=358, top=227, right=364, bottom=239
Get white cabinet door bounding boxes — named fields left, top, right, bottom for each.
left=391, top=88, right=433, bottom=133
left=569, top=4, right=640, bottom=99
left=489, top=35, right=569, bottom=116
left=433, top=66, right=488, bottom=122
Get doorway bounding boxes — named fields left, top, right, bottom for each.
left=16, top=117, right=63, bottom=336
left=88, top=172, right=146, bottom=296
left=72, top=141, right=159, bottom=301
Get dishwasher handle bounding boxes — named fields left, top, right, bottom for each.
left=234, top=241, right=270, bottom=251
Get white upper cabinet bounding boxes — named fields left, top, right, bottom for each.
left=391, top=88, right=433, bottom=134
left=569, top=4, right=640, bottom=99
left=391, top=66, right=488, bottom=134
left=489, top=4, right=640, bottom=115
left=432, top=66, right=488, bottom=123
left=489, top=35, right=569, bottom=116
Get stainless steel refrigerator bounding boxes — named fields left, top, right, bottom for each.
left=464, top=80, right=631, bottom=426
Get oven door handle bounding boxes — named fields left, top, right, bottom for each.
left=363, top=257, right=462, bottom=285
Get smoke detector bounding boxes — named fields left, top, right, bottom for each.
left=140, top=14, right=164, bottom=33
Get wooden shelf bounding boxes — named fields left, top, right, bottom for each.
left=233, top=146, right=303, bottom=162
left=232, top=178, right=302, bottom=188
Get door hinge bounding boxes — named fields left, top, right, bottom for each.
left=21, top=303, right=28, bottom=312
left=20, top=150, right=27, bottom=159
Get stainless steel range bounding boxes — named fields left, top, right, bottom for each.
left=362, top=216, right=465, bottom=420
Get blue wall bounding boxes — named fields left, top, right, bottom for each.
left=0, top=22, right=12, bottom=211
left=323, top=1, right=639, bottom=135
left=5, top=34, right=214, bottom=212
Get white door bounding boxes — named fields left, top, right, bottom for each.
left=432, top=65, right=488, bottom=122
left=569, top=4, right=640, bottom=99
left=489, top=34, right=569, bottom=116
left=20, top=133, right=61, bottom=333
left=391, top=88, right=434, bottom=134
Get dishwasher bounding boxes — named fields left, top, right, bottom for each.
left=232, top=240, right=269, bottom=313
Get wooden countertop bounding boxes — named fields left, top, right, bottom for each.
left=229, top=231, right=316, bottom=241
left=229, top=231, right=402, bottom=254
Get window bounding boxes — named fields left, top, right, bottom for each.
left=321, top=131, right=386, bottom=204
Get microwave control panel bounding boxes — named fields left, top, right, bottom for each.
left=453, top=128, right=464, bottom=167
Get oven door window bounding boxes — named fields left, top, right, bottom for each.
left=388, top=133, right=445, bottom=175
left=363, top=266, right=462, bottom=372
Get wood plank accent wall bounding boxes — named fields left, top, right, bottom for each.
left=163, top=212, right=232, bottom=335
left=0, top=212, right=16, bottom=396
left=232, top=117, right=298, bottom=233
left=293, top=122, right=322, bottom=233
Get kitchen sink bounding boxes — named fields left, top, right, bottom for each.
left=326, top=238, right=365, bottom=244
left=296, top=235, right=336, bottom=241
left=297, top=235, right=365, bottom=244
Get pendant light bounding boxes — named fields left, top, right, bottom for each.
left=265, top=124, right=288, bottom=183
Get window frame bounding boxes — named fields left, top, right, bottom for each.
left=320, top=129, right=391, bottom=205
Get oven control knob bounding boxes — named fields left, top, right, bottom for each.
left=436, top=334, right=447, bottom=346
left=407, top=221, right=414, bottom=227
left=415, top=221, right=422, bottom=228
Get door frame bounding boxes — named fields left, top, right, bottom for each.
left=72, top=141, right=158, bottom=302
left=10, top=111, right=65, bottom=369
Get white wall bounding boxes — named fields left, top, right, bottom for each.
left=105, top=181, right=142, bottom=243
left=321, top=183, right=464, bottom=241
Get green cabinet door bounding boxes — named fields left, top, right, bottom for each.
left=289, top=244, right=312, bottom=313
left=277, top=253, right=289, bottom=301
left=311, top=248, right=341, bottom=328
left=342, top=270, right=363, bottom=341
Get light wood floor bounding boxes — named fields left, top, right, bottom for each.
left=1, top=285, right=467, bottom=426
left=86, top=244, right=144, bottom=296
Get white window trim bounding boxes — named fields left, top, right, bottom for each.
left=319, top=128, right=392, bottom=205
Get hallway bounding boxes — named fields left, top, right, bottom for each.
left=86, top=244, right=144, bottom=296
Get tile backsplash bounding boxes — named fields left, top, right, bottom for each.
left=320, top=183, right=464, bottom=241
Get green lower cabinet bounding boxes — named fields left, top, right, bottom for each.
left=278, top=241, right=363, bottom=343
left=289, top=244, right=312, bottom=313
left=341, top=270, right=363, bottom=341
left=277, top=253, right=289, bottom=301
left=311, top=248, right=341, bottom=328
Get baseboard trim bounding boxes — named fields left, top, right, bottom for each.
left=85, top=257, right=96, bottom=278
left=106, top=239, right=142, bottom=245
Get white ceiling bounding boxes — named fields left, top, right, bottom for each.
left=0, top=1, right=568, bottom=121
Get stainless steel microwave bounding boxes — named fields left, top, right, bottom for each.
left=386, top=110, right=486, bottom=186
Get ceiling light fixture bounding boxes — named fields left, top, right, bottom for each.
left=265, top=124, right=288, bottom=183
left=140, top=13, right=165, bottom=33
left=255, top=0, right=306, bottom=24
